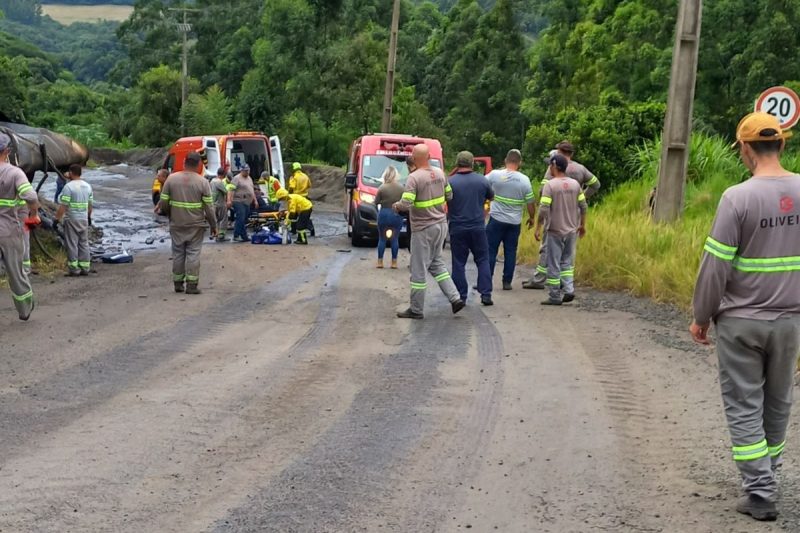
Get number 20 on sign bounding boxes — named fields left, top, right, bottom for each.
left=755, top=86, right=800, bottom=130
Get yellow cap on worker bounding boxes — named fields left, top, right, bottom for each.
left=732, top=112, right=792, bottom=148
left=292, top=162, right=302, bottom=171
left=276, top=188, right=288, bottom=200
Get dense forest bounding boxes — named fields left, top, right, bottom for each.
left=2, top=0, right=800, bottom=192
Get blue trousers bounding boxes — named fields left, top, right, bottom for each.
left=450, top=227, right=492, bottom=301
left=486, top=217, right=521, bottom=284
left=377, top=208, right=404, bottom=260
left=233, top=202, right=250, bottom=239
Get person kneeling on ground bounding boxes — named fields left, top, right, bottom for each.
left=276, top=188, right=313, bottom=245
left=56, top=164, right=94, bottom=277
left=534, top=153, right=586, bottom=306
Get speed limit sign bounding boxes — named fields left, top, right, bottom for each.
left=755, top=86, right=800, bottom=129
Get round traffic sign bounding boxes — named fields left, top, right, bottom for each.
left=755, top=86, right=800, bottom=130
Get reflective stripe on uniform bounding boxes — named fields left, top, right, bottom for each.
left=12, top=290, right=33, bottom=302
left=525, top=192, right=535, bottom=202
left=732, top=439, right=769, bottom=461
left=22, top=260, right=31, bottom=266
left=68, top=260, right=79, bottom=268
left=586, top=176, right=599, bottom=186
left=704, top=236, right=737, bottom=262
left=494, top=195, right=526, bottom=206
left=185, top=274, right=199, bottom=282
left=0, top=198, right=17, bottom=208
left=434, top=272, right=451, bottom=282
left=536, top=265, right=547, bottom=274
left=732, top=255, right=800, bottom=273
left=202, top=195, right=213, bottom=205
left=169, top=201, right=203, bottom=209
left=540, top=196, right=552, bottom=206
left=578, top=193, right=586, bottom=202
left=769, top=441, right=786, bottom=457
left=60, top=195, right=72, bottom=203
left=560, top=269, right=574, bottom=278
left=17, top=183, right=33, bottom=195
left=546, top=278, right=560, bottom=286
left=402, top=192, right=416, bottom=202
left=414, top=196, right=446, bottom=209
left=78, top=261, right=91, bottom=268
left=445, top=184, right=453, bottom=194
left=173, top=273, right=186, bottom=282
left=160, top=193, right=171, bottom=201
left=225, top=183, right=236, bottom=191
left=67, top=202, right=89, bottom=210
left=410, top=281, right=427, bottom=290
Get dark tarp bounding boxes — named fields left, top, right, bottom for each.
left=0, top=122, right=89, bottom=179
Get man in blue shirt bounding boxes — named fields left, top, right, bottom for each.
left=448, top=151, right=495, bottom=306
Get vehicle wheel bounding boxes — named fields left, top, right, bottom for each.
left=351, top=216, right=365, bottom=247
left=347, top=212, right=353, bottom=238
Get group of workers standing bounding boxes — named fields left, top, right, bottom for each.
left=155, top=153, right=316, bottom=294
left=0, top=132, right=95, bottom=321
left=379, top=141, right=599, bottom=318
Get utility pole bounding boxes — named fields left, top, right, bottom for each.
left=168, top=7, right=201, bottom=135
left=653, top=0, right=702, bottom=223
left=381, top=0, right=401, bottom=133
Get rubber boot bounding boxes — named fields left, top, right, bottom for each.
left=174, top=281, right=185, bottom=293
left=185, top=283, right=201, bottom=295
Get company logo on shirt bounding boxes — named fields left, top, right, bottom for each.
left=780, top=196, right=794, bottom=213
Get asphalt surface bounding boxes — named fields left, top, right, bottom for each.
left=1, top=166, right=799, bottom=532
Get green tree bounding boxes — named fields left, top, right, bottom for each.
left=130, top=65, right=196, bottom=146
left=0, top=54, right=30, bottom=121
left=181, top=85, right=239, bottom=135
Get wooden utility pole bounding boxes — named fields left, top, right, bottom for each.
left=381, top=0, right=401, bottom=133
left=653, top=0, right=703, bottom=223
left=168, top=7, right=201, bottom=135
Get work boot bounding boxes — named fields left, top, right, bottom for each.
left=563, top=293, right=575, bottom=303
left=64, top=271, right=79, bottom=277
left=216, top=234, right=229, bottom=242
left=397, top=308, right=424, bottom=320
left=451, top=299, right=466, bottom=314
left=391, top=260, right=398, bottom=269
left=481, top=295, right=494, bottom=306
left=522, top=280, right=545, bottom=290
left=736, top=495, right=778, bottom=521
left=79, top=270, right=90, bottom=277
left=502, top=281, right=512, bottom=291
left=185, top=283, right=202, bottom=295
left=19, top=299, right=34, bottom=321
left=541, top=298, right=562, bottom=306
left=174, top=281, right=185, bottom=293
left=376, top=259, right=384, bottom=269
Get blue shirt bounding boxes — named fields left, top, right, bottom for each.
left=447, top=170, right=494, bottom=231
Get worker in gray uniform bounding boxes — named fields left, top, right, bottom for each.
left=393, top=144, right=465, bottom=319
left=0, top=132, right=39, bottom=320
left=55, top=164, right=93, bottom=276
left=524, top=141, right=600, bottom=289
left=690, top=112, right=800, bottom=522
left=157, top=152, right=217, bottom=294
left=535, top=153, right=587, bottom=305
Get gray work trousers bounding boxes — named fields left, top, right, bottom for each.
left=545, top=231, right=576, bottom=301
left=716, top=315, right=800, bottom=502
left=215, top=203, right=228, bottom=236
left=0, top=233, right=34, bottom=319
left=409, top=221, right=460, bottom=314
left=532, top=238, right=548, bottom=283
left=171, top=226, right=206, bottom=284
left=64, top=218, right=90, bottom=273
left=21, top=226, right=31, bottom=274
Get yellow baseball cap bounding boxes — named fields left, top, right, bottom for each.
left=732, top=112, right=792, bottom=148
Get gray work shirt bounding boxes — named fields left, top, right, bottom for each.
left=59, top=180, right=93, bottom=221
left=487, top=169, right=534, bottom=225
left=693, top=175, right=800, bottom=324
left=539, top=177, right=587, bottom=236
left=0, top=162, right=37, bottom=238
left=543, top=160, right=600, bottom=198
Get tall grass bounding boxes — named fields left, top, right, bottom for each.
left=519, top=133, right=800, bottom=311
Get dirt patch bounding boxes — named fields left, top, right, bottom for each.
left=291, top=164, right=345, bottom=205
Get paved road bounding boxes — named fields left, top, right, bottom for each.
left=1, top=168, right=798, bottom=532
